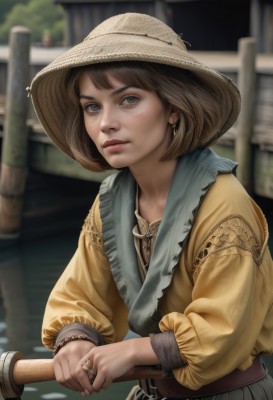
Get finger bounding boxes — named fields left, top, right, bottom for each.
left=81, top=388, right=92, bottom=397
left=101, top=377, right=111, bottom=390
left=92, top=372, right=112, bottom=392
left=75, top=359, right=95, bottom=394
left=62, top=372, right=82, bottom=391
left=55, top=364, right=77, bottom=391
left=83, top=361, right=100, bottom=392
left=54, top=357, right=84, bottom=392
left=66, top=357, right=86, bottom=392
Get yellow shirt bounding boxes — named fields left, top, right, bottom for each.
left=42, top=173, right=273, bottom=389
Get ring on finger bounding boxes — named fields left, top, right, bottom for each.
left=87, top=368, right=97, bottom=385
left=81, top=359, right=97, bottom=385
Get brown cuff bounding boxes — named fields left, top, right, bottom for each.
left=55, top=322, right=105, bottom=349
left=150, top=331, right=186, bottom=372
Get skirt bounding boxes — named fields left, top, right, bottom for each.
left=126, top=374, right=273, bottom=400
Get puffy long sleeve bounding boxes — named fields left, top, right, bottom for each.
left=158, top=174, right=273, bottom=389
left=41, top=173, right=273, bottom=391
left=42, top=196, right=129, bottom=349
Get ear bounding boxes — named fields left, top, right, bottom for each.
left=168, top=109, right=180, bottom=125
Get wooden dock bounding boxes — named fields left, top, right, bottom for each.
left=4, top=48, right=273, bottom=181
left=0, top=41, right=273, bottom=239
left=0, top=44, right=110, bottom=183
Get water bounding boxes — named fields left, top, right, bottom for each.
left=0, top=231, right=134, bottom=400
left=0, top=195, right=272, bottom=399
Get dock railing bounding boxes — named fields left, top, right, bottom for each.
left=0, top=27, right=273, bottom=240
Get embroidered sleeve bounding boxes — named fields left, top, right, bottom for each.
left=193, top=215, right=262, bottom=272
left=82, top=204, right=104, bottom=254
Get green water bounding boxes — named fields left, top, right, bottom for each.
left=0, top=232, right=134, bottom=400
left=0, top=195, right=272, bottom=399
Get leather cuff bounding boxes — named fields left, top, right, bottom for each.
left=55, top=322, right=105, bottom=349
left=150, top=331, right=186, bottom=372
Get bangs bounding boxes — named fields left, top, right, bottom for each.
left=80, top=61, right=160, bottom=91
left=63, top=60, right=230, bottom=171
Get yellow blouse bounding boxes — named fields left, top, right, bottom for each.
left=42, top=173, right=273, bottom=390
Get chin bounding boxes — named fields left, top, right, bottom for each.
left=107, top=160, right=130, bottom=169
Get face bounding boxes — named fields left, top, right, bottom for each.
left=78, top=72, right=177, bottom=171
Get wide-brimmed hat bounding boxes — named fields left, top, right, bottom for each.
left=29, top=12, right=240, bottom=159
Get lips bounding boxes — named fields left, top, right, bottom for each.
left=102, top=139, right=127, bottom=148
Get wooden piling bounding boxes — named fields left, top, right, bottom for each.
left=155, top=0, right=168, bottom=22
left=235, top=37, right=256, bottom=193
left=0, top=26, right=30, bottom=238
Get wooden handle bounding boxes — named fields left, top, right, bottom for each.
left=13, top=359, right=54, bottom=385
left=13, top=358, right=166, bottom=385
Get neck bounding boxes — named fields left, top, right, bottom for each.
left=130, top=159, right=177, bottom=223
left=132, top=159, right=177, bottom=195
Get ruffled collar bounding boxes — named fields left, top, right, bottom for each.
left=99, top=148, right=237, bottom=336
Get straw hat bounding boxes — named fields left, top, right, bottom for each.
left=29, top=12, right=240, bottom=159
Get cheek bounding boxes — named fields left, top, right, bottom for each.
left=145, top=107, right=169, bottom=132
left=84, top=117, right=98, bottom=141
left=136, top=105, right=164, bottom=127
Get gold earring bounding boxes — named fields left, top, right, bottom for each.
left=172, top=122, right=177, bottom=137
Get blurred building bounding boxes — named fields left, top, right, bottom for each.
left=54, top=0, right=273, bottom=52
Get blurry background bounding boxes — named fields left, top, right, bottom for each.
left=0, top=0, right=272, bottom=53
left=0, top=1, right=272, bottom=399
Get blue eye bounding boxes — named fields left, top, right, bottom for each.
left=84, top=103, right=101, bottom=112
left=123, top=96, right=138, bottom=105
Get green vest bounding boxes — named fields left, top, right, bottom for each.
left=99, top=148, right=237, bottom=336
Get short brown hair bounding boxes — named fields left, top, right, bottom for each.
left=64, top=61, right=225, bottom=172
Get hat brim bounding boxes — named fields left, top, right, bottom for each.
left=30, top=31, right=241, bottom=161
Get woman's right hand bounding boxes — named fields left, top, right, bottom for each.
left=53, top=340, right=96, bottom=396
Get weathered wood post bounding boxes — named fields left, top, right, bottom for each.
left=154, top=0, right=168, bottom=22
left=235, top=37, right=256, bottom=193
left=0, top=26, right=31, bottom=239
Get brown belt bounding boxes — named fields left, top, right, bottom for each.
left=139, top=356, right=267, bottom=399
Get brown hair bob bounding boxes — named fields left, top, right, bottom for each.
left=63, top=61, right=227, bottom=172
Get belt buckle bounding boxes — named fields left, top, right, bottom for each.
left=140, top=378, right=167, bottom=399
left=146, top=378, right=159, bottom=397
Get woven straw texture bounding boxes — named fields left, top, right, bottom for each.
left=29, top=13, right=241, bottom=161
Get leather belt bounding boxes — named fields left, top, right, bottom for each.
left=139, top=356, right=266, bottom=399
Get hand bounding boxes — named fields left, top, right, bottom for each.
left=53, top=340, right=96, bottom=396
left=77, top=337, right=159, bottom=393
left=78, top=341, right=136, bottom=392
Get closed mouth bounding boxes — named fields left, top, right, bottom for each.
left=102, top=140, right=127, bottom=148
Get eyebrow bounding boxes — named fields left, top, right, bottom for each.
left=79, top=85, right=133, bottom=100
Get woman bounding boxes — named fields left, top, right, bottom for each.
left=28, top=12, right=273, bottom=400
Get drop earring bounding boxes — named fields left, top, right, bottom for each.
left=172, top=122, right=177, bottom=137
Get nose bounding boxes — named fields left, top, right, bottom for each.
left=100, top=106, right=119, bottom=133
